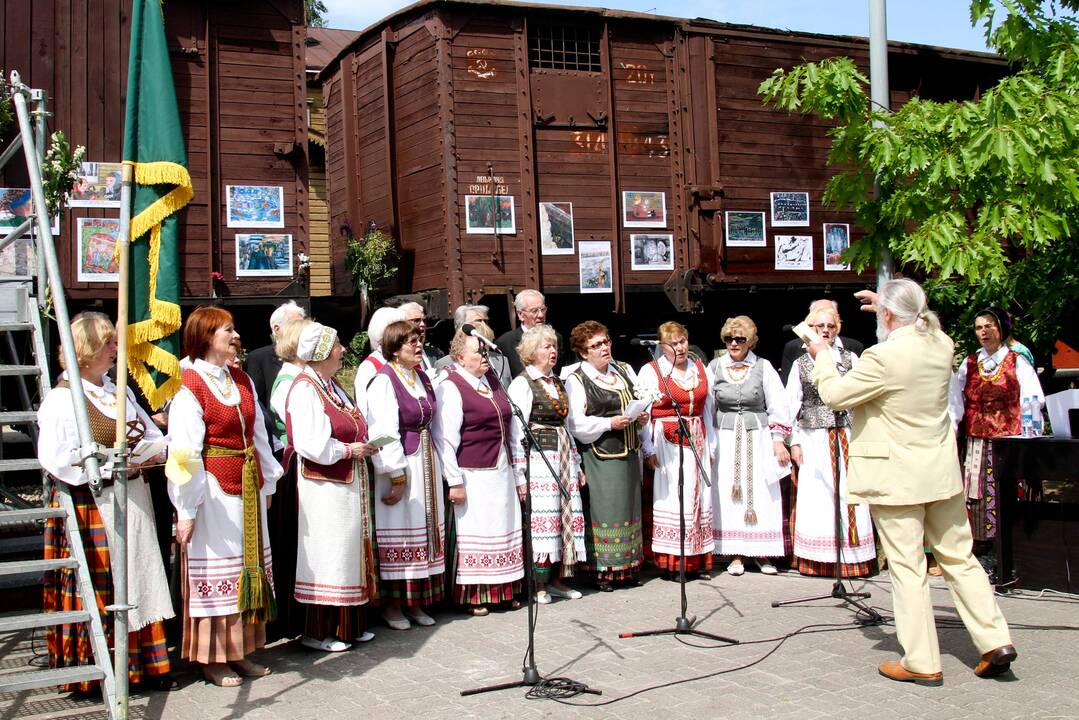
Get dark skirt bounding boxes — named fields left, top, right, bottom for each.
left=580, top=448, right=643, bottom=574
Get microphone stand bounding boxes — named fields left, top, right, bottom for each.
left=463, top=346, right=600, bottom=697
left=771, top=408, right=883, bottom=624
left=619, top=354, right=737, bottom=645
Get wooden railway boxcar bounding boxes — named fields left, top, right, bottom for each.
left=320, top=0, right=1005, bottom=321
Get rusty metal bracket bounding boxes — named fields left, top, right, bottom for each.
left=663, top=268, right=737, bottom=312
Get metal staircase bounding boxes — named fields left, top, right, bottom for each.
left=0, top=72, right=117, bottom=719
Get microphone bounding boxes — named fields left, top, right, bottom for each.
left=461, top=323, right=502, bottom=353
left=630, top=338, right=660, bottom=347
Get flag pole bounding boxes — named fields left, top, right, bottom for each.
left=110, top=161, right=134, bottom=720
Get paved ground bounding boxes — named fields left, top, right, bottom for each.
left=2, top=568, right=1077, bottom=720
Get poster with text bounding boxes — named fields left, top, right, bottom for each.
left=724, top=211, right=766, bottom=247
left=578, top=240, right=613, bottom=293
left=774, top=234, right=813, bottom=271
left=823, top=223, right=851, bottom=271
left=226, top=185, right=285, bottom=228
left=630, top=233, right=674, bottom=270
left=465, top=195, right=516, bottom=234
left=770, top=191, right=810, bottom=227
left=622, top=191, right=667, bottom=228
left=77, top=217, right=121, bottom=282
left=236, top=233, right=294, bottom=277
left=539, top=202, right=574, bottom=255
left=69, top=162, right=123, bottom=208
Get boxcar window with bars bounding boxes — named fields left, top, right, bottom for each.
left=528, top=23, right=602, bottom=72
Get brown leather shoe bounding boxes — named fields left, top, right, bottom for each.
left=878, top=660, right=943, bottom=687
left=974, top=644, right=1017, bottom=678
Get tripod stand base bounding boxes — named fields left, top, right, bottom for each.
left=461, top=666, right=601, bottom=697
left=771, top=581, right=884, bottom=625
left=620, top=615, right=739, bottom=645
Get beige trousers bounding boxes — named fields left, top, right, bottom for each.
left=870, top=491, right=1011, bottom=674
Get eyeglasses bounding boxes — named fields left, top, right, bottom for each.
left=522, top=306, right=547, bottom=315
left=406, top=317, right=425, bottom=325
left=810, top=323, right=837, bottom=331
left=404, top=337, right=423, bottom=346
left=722, top=336, right=748, bottom=345
left=586, top=337, right=611, bottom=351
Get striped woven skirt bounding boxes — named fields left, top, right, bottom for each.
left=43, top=483, right=170, bottom=692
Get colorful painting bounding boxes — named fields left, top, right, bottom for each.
left=0, top=236, right=36, bottom=277
left=77, top=217, right=121, bottom=282
left=724, top=211, right=767, bottom=247
left=622, top=191, right=667, bottom=228
left=69, top=162, right=123, bottom=208
left=630, top=233, right=674, bottom=270
left=226, top=185, right=285, bottom=228
left=235, top=233, right=293, bottom=277
left=770, top=191, right=810, bottom=227
left=465, top=195, right=516, bottom=234
left=0, top=188, right=34, bottom=229
left=774, top=234, right=813, bottom=271
left=539, top=202, right=574, bottom=255
left=579, top=240, right=613, bottom=294
left=824, top=223, right=851, bottom=271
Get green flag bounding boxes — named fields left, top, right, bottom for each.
left=122, top=0, right=193, bottom=409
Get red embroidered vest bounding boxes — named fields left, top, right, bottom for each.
left=962, top=352, right=1021, bottom=438
left=284, top=373, right=367, bottom=483
left=649, top=358, right=709, bottom=446
left=182, top=366, right=264, bottom=495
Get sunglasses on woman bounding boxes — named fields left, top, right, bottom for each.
left=722, top=336, right=748, bottom=345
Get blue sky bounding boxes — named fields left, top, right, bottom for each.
left=320, top=0, right=1002, bottom=52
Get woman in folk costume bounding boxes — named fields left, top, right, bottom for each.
left=36, top=312, right=176, bottom=692
left=353, top=306, right=406, bottom=416
left=507, top=325, right=587, bottom=604
left=565, top=321, right=655, bottom=592
left=707, top=315, right=792, bottom=577
left=367, top=320, right=445, bottom=630
left=167, top=306, right=281, bottom=688
left=436, top=330, right=525, bottom=616
left=285, top=323, right=381, bottom=652
left=785, top=306, right=876, bottom=577
left=636, top=321, right=716, bottom=580
left=265, top=317, right=311, bottom=641
left=949, top=308, right=1043, bottom=552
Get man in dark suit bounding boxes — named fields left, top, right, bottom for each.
left=495, top=288, right=565, bottom=377
left=244, top=300, right=306, bottom=448
left=399, top=301, right=444, bottom=376
left=434, top=304, right=512, bottom=388
left=780, top=298, right=864, bottom=382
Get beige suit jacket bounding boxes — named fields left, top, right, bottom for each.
left=812, top=324, right=962, bottom=506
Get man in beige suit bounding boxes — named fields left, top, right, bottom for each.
left=808, top=278, right=1016, bottom=686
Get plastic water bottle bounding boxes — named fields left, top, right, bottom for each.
left=1020, top=397, right=1033, bottom=437
left=1031, top=399, right=1044, bottom=437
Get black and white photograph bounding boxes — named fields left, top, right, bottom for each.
left=539, top=201, right=575, bottom=255
left=770, top=191, right=810, bottom=227
left=630, top=233, right=674, bottom=270
left=774, top=234, right=813, bottom=270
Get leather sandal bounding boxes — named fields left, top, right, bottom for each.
left=230, top=658, right=272, bottom=678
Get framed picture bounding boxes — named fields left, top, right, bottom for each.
left=774, top=234, right=813, bottom=271
left=226, top=185, right=285, bottom=228
left=823, top=223, right=851, bottom=271
left=465, top=195, right=516, bottom=235
left=76, top=217, right=121, bottom=282
left=578, top=240, right=613, bottom=294
left=0, top=188, right=34, bottom=229
left=770, top=191, right=810, bottom=227
left=539, top=202, right=574, bottom=255
left=68, top=162, right=123, bottom=208
left=724, top=211, right=767, bottom=247
left=622, top=191, right=667, bottom=228
left=0, top=236, right=36, bottom=277
left=630, top=233, right=674, bottom=271
left=235, top=233, right=294, bottom=277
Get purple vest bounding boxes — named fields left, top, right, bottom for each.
left=379, top=363, right=436, bottom=455
left=445, top=369, right=512, bottom=470
left=284, top=373, right=366, bottom=483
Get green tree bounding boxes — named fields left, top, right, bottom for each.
left=759, top=0, right=1079, bottom=362
left=306, top=0, right=328, bottom=27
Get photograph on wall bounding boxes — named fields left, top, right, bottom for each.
left=630, top=233, right=674, bottom=271
left=770, top=191, right=810, bottom=227
left=465, top=195, right=516, bottom=235
left=774, top=234, right=813, bottom=271
left=0, top=188, right=34, bottom=229
left=0, top=236, right=36, bottom=277
left=724, top=210, right=767, bottom=247
left=236, top=233, right=293, bottom=277
left=622, top=190, right=667, bottom=228
left=69, top=162, right=123, bottom=208
left=226, top=185, right=285, bottom=228
left=76, top=217, right=121, bottom=282
left=539, top=202, right=574, bottom=255
left=823, top=223, right=851, bottom=271
left=578, top=240, right=613, bottom=294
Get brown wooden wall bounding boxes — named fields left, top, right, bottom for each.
left=323, top=2, right=1006, bottom=311
left=1, top=0, right=307, bottom=301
